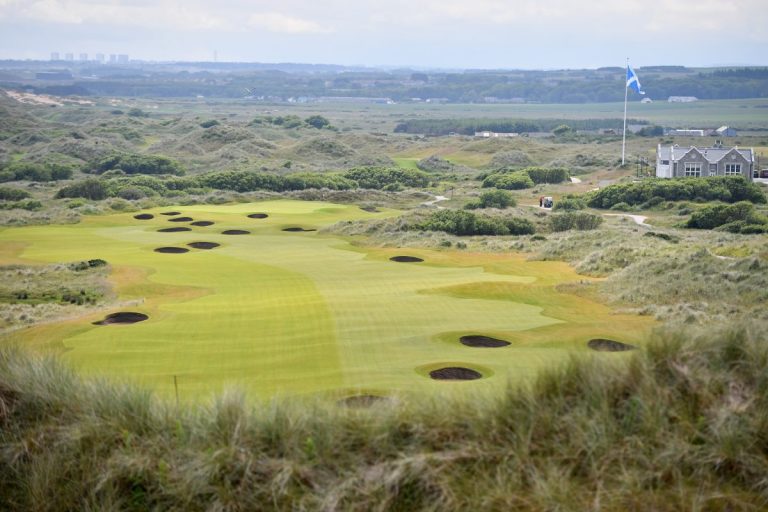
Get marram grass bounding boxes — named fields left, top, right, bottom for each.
left=1, top=324, right=767, bottom=511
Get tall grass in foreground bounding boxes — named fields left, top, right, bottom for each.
left=1, top=325, right=767, bottom=511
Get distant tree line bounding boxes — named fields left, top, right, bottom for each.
left=23, top=66, right=768, bottom=104
left=393, top=118, right=647, bottom=136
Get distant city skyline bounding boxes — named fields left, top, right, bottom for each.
left=1, top=0, right=766, bottom=69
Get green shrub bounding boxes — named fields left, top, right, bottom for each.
left=0, top=187, right=31, bottom=201
left=552, top=197, right=586, bottom=211
left=686, top=201, right=767, bottom=233
left=415, top=209, right=534, bottom=236
left=199, top=119, right=220, bottom=128
left=342, top=167, right=429, bottom=190
left=305, top=115, right=331, bottom=129
left=55, top=179, right=108, bottom=200
left=550, top=212, right=603, bottom=232
left=484, top=172, right=534, bottom=190
left=586, top=176, right=765, bottom=209
left=0, top=162, right=74, bottom=182
left=91, top=153, right=185, bottom=176
left=523, top=167, right=570, bottom=184
left=610, top=202, right=633, bottom=211
left=465, top=189, right=516, bottom=209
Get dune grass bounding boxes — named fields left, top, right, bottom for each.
left=0, top=200, right=654, bottom=401
left=1, top=324, right=766, bottom=510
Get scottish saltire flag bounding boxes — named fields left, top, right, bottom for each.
left=626, top=66, right=645, bottom=95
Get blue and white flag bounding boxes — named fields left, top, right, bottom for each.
left=626, top=66, right=645, bottom=95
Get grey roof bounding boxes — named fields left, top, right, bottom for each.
left=658, top=146, right=753, bottom=163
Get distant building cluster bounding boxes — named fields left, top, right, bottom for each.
left=50, top=52, right=129, bottom=64
left=666, top=126, right=738, bottom=137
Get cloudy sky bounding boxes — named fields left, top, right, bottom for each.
left=1, top=0, right=766, bottom=68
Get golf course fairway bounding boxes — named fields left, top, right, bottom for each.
left=0, top=200, right=654, bottom=401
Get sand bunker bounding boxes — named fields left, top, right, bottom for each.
left=222, top=229, right=250, bottom=235
left=248, top=213, right=269, bottom=219
left=133, top=213, right=154, bottom=220
left=93, top=312, right=148, bottom=325
left=154, top=247, right=190, bottom=254
left=339, top=395, right=389, bottom=407
left=160, top=211, right=182, bottom=216
left=158, top=227, right=192, bottom=232
left=187, top=242, right=220, bottom=250
left=390, top=256, right=424, bottom=263
left=588, top=339, right=637, bottom=352
left=459, top=335, right=511, bottom=348
left=190, top=221, right=214, bottom=227
left=429, top=367, right=483, bottom=380
left=282, top=227, right=317, bottom=232
left=168, top=217, right=193, bottom=222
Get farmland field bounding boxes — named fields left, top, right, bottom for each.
left=0, top=200, right=653, bottom=400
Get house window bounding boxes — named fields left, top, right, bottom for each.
left=661, top=160, right=669, bottom=165
left=684, top=162, right=701, bottom=177
left=725, top=163, right=741, bottom=175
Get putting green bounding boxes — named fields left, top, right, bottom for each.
left=0, top=200, right=654, bottom=400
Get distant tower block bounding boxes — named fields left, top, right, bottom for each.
left=79, top=53, right=88, bottom=61
left=50, top=52, right=60, bottom=61
left=109, top=54, right=117, bottom=63
left=95, top=53, right=105, bottom=63
left=65, top=52, right=74, bottom=61
left=117, top=54, right=129, bottom=64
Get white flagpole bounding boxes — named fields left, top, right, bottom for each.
left=622, top=58, right=628, bottom=166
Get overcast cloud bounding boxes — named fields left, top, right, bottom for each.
left=0, top=0, right=766, bottom=68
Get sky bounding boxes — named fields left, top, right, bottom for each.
left=0, top=0, right=766, bottom=69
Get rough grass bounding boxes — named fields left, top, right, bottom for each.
left=1, top=324, right=766, bottom=510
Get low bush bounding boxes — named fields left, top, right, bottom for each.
left=90, top=153, right=185, bottom=176
left=550, top=212, right=603, bottom=232
left=55, top=179, right=108, bottom=200
left=0, top=162, right=74, bottom=182
left=483, top=172, right=534, bottom=190
left=415, top=209, right=534, bottom=236
left=0, top=187, right=31, bottom=201
left=686, top=201, right=768, bottom=233
left=523, top=167, right=570, bottom=184
left=552, top=197, right=586, bottom=211
left=342, top=166, right=429, bottom=190
left=464, top=189, right=516, bottom=209
left=586, top=176, right=765, bottom=209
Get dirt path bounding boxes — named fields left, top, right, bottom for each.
left=422, top=194, right=449, bottom=209
left=604, top=213, right=649, bottom=226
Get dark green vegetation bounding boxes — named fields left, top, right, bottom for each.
left=90, top=153, right=185, bottom=176
left=1, top=326, right=767, bottom=510
left=0, top=161, right=73, bottom=182
left=549, top=212, right=604, bottom=232
left=587, top=176, right=766, bottom=209
left=415, top=209, right=535, bottom=236
left=685, top=201, right=768, bottom=233
left=464, top=189, right=516, bottom=209
left=482, top=167, right=570, bottom=190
